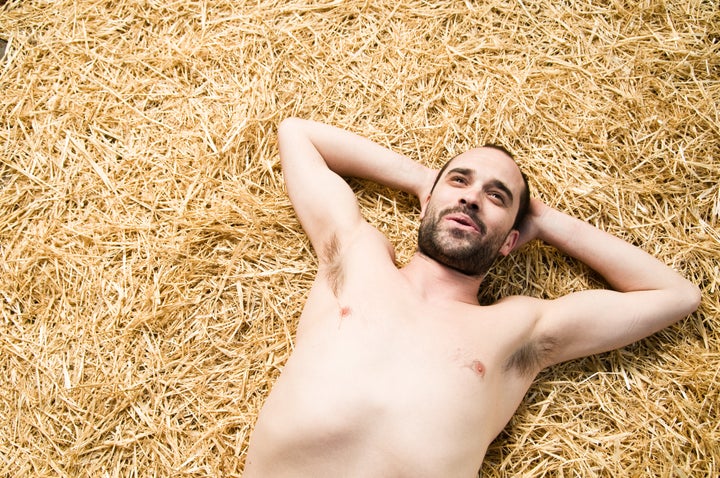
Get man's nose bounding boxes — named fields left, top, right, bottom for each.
left=459, top=196, right=480, bottom=211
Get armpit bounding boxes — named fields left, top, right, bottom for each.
left=505, top=336, right=557, bottom=376
left=322, top=234, right=344, bottom=297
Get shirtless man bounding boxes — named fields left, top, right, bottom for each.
left=243, top=118, right=700, bottom=477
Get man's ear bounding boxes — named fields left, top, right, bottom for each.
left=499, top=229, right=520, bottom=256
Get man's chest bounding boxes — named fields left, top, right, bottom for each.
left=284, top=285, right=536, bottom=452
left=295, top=268, right=535, bottom=403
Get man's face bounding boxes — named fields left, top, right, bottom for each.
left=418, top=147, right=524, bottom=277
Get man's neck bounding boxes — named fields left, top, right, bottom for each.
left=400, top=252, right=484, bottom=305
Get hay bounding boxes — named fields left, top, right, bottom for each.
left=0, top=0, right=717, bottom=475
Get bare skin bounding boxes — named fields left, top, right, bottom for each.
left=243, top=118, right=700, bottom=477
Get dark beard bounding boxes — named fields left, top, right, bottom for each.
left=417, top=205, right=506, bottom=277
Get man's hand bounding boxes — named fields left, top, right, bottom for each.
left=511, top=198, right=550, bottom=251
left=417, top=168, right=439, bottom=216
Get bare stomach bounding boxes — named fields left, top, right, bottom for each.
left=243, top=304, right=516, bottom=478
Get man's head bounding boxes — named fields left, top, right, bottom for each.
left=429, top=144, right=530, bottom=230
left=418, top=145, right=531, bottom=277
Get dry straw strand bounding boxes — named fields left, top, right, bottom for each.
left=1, top=0, right=718, bottom=476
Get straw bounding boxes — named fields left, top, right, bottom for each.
left=0, top=0, right=718, bottom=476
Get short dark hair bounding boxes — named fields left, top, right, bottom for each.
left=429, top=144, right=531, bottom=230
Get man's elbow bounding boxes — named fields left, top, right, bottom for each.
left=278, top=117, right=302, bottom=140
left=675, top=280, right=702, bottom=320
left=684, top=282, right=702, bottom=315
left=277, top=117, right=308, bottom=169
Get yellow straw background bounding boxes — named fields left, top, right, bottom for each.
left=1, top=0, right=718, bottom=476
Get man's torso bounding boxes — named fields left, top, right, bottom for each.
left=244, top=224, right=541, bottom=477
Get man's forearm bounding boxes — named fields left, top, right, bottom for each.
left=537, top=204, right=698, bottom=298
left=278, top=118, right=434, bottom=199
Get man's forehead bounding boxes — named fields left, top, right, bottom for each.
left=447, top=147, right=523, bottom=183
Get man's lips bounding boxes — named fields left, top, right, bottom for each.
left=444, top=213, right=485, bottom=234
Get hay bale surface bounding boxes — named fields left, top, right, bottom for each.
left=0, top=0, right=718, bottom=476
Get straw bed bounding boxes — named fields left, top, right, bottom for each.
left=1, top=0, right=718, bottom=476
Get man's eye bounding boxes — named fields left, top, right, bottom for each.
left=489, top=192, right=505, bottom=204
left=450, top=176, right=466, bottom=184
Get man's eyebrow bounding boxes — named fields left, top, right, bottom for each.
left=446, top=167, right=473, bottom=177
left=488, top=179, right=514, bottom=205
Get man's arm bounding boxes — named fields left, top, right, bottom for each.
left=520, top=199, right=701, bottom=367
left=277, top=118, right=435, bottom=258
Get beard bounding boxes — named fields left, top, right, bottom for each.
left=417, top=204, right=509, bottom=277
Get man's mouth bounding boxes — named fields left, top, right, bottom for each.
left=444, top=212, right=485, bottom=234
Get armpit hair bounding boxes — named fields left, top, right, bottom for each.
left=322, top=234, right=344, bottom=297
left=505, top=336, right=557, bottom=376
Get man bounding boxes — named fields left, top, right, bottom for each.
left=243, top=118, right=700, bottom=477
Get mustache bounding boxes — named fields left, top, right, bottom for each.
left=440, top=206, right=487, bottom=235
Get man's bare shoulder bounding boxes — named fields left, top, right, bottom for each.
left=321, top=221, right=395, bottom=264
left=490, top=294, right=546, bottom=312
left=314, top=222, right=396, bottom=296
left=479, top=295, right=557, bottom=375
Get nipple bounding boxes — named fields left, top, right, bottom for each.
left=339, top=305, right=351, bottom=318
left=471, top=360, right=486, bottom=377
